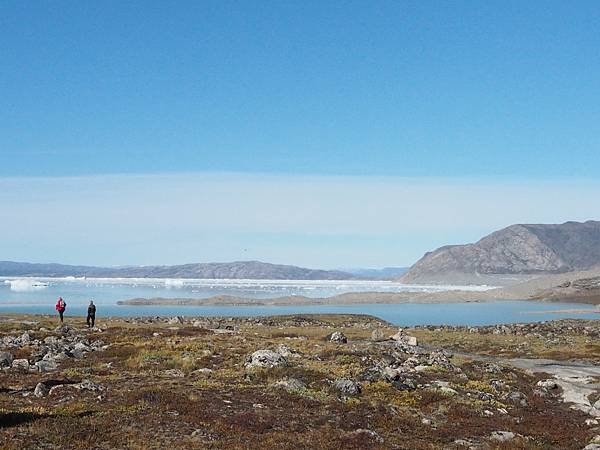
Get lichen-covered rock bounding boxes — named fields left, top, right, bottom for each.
left=275, top=344, right=300, bottom=358
left=0, top=351, right=14, bottom=368
left=328, top=331, right=347, bottom=343
left=11, top=359, right=29, bottom=371
left=333, top=379, right=361, bottom=395
left=371, top=329, right=386, bottom=341
left=34, top=382, right=49, bottom=397
left=490, top=431, right=516, bottom=442
left=35, top=359, right=58, bottom=372
left=245, top=350, right=287, bottom=369
left=537, top=379, right=559, bottom=390
left=390, top=330, right=418, bottom=346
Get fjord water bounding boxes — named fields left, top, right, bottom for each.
left=0, top=277, right=597, bottom=326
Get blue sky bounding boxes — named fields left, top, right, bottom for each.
left=1, top=1, right=600, bottom=268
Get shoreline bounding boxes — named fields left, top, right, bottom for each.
left=116, top=290, right=502, bottom=306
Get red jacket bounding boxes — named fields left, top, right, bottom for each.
left=55, top=299, right=66, bottom=312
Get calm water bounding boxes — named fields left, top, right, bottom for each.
left=0, top=277, right=597, bottom=326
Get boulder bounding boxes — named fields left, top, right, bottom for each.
left=245, top=350, right=288, bottom=369
left=389, top=330, right=418, bottom=346
left=69, top=348, right=85, bottom=359
left=382, top=366, right=401, bottom=381
left=405, top=336, right=418, bottom=346
left=34, top=382, right=49, bottom=397
left=371, top=329, right=386, bottom=341
left=432, top=381, right=457, bottom=396
left=537, top=379, right=559, bottom=390
left=44, top=336, right=59, bottom=345
left=274, top=377, right=306, bottom=392
left=0, top=351, right=14, bottom=368
left=490, top=431, right=516, bottom=442
left=276, top=344, right=300, bottom=358
left=73, top=342, right=91, bottom=352
left=392, top=378, right=417, bottom=391
left=20, top=332, right=31, bottom=345
left=55, top=324, right=73, bottom=334
left=11, top=359, right=29, bottom=371
left=328, top=332, right=347, bottom=344
left=333, top=379, right=361, bottom=396
left=74, top=380, right=103, bottom=392
left=504, top=391, right=528, bottom=406
left=35, top=360, right=58, bottom=372
left=164, top=369, right=185, bottom=378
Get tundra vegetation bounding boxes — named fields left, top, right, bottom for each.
left=0, top=314, right=599, bottom=449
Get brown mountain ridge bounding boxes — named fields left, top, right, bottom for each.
left=401, top=220, right=600, bottom=285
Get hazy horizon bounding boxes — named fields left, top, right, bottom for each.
left=1, top=173, right=599, bottom=268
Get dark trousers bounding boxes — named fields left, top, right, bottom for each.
left=87, top=314, right=95, bottom=328
left=58, top=310, right=64, bottom=322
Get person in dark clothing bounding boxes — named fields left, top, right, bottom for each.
left=55, top=297, right=66, bottom=323
left=86, top=300, right=96, bottom=328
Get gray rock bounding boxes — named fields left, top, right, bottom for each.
left=245, top=350, right=288, bottom=369
left=55, top=324, right=73, bottom=334
left=432, top=381, right=457, bottom=396
left=537, top=379, right=559, bottom=390
left=382, top=366, right=401, bottom=381
left=274, top=377, right=306, bottom=392
left=164, top=369, right=185, bottom=378
left=333, top=379, right=361, bottom=396
left=69, top=348, right=85, bottom=359
left=34, top=382, right=49, bottom=397
left=505, top=391, right=528, bottom=406
left=167, top=316, right=184, bottom=325
left=371, top=329, right=386, bottom=341
left=392, top=378, right=417, bottom=391
left=0, top=351, right=14, bottom=368
left=73, top=342, right=91, bottom=352
left=490, top=431, right=516, bottom=442
left=74, top=380, right=103, bottom=391
left=328, top=331, right=347, bottom=343
left=35, top=359, right=58, bottom=372
left=11, top=359, right=29, bottom=371
left=390, top=330, right=418, bottom=346
left=44, top=336, right=59, bottom=345
left=275, top=344, right=300, bottom=358
left=20, top=332, right=31, bottom=345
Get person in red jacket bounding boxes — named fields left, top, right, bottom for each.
left=55, top=297, right=66, bottom=323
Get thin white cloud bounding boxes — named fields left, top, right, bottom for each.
left=1, top=173, right=598, bottom=267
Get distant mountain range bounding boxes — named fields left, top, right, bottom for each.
left=0, top=260, right=355, bottom=280
left=344, top=267, right=408, bottom=279
left=401, top=220, right=600, bottom=285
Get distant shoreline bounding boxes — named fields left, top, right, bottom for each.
left=117, top=291, right=507, bottom=306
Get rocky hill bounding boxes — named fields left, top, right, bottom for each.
left=401, top=220, right=600, bottom=284
left=0, top=260, right=353, bottom=280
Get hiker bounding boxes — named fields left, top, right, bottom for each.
left=55, top=297, right=66, bottom=323
left=86, top=300, right=96, bottom=328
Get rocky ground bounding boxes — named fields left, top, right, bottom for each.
left=1, top=314, right=600, bottom=449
